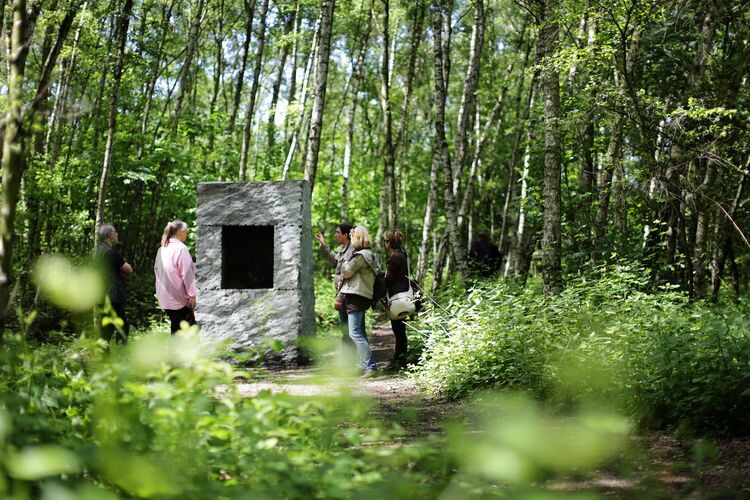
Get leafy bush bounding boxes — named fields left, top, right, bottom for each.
left=411, top=263, right=750, bottom=434
left=0, top=255, right=641, bottom=498
left=0, top=330, right=449, bottom=499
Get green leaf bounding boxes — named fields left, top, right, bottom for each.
left=6, top=446, right=80, bottom=480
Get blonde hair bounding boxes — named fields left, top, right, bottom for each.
left=161, top=219, right=188, bottom=246
left=350, top=225, right=372, bottom=250
left=384, top=229, right=404, bottom=249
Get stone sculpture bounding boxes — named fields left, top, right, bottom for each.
left=195, top=181, right=315, bottom=355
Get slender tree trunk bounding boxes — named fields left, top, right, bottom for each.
left=458, top=79, right=506, bottom=229
left=171, top=0, right=205, bottom=135
left=303, top=0, right=335, bottom=191
left=416, top=145, right=440, bottom=286
left=228, top=0, right=256, bottom=135
left=266, top=8, right=295, bottom=170
left=209, top=0, right=225, bottom=117
left=94, top=0, right=134, bottom=244
left=538, top=0, right=562, bottom=295
left=512, top=120, right=535, bottom=281
left=431, top=0, right=468, bottom=279
left=138, top=0, right=174, bottom=159
left=0, top=0, right=30, bottom=326
left=1, top=0, right=71, bottom=324
left=284, top=1, right=301, bottom=145
left=238, top=0, right=270, bottom=181
left=282, top=18, right=318, bottom=180
left=452, top=0, right=483, bottom=196
left=660, top=0, right=718, bottom=278
left=692, top=160, right=716, bottom=298
left=500, top=57, right=535, bottom=265
left=341, top=9, right=372, bottom=223
left=593, top=113, right=623, bottom=250
left=393, top=0, right=424, bottom=156
left=711, top=170, right=747, bottom=301
left=375, top=0, right=397, bottom=247
left=48, top=2, right=88, bottom=167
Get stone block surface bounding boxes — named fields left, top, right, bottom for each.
left=197, top=182, right=307, bottom=227
left=197, top=289, right=302, bottom=349
left=195, top=181, right=315, bottom=352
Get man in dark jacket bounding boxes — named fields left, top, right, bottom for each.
left=468, top=232, right=502, bottom=278
left=95, top=223, right=133, bottom=341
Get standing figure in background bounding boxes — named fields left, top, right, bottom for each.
left=315, top=223, right=356, bottom=348
left=155, top=220, right=197, bottom=334
left=341, top=225, right=379, bottom=376
left=468, top=232, right=502, bottom=278
left=96, top=223, right=133, bottom=342
left=383, top=229, right=410, bottom=370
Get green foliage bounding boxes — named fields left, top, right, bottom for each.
left=412, top=263, right=750, bottom=434
left=0, top=329, right=451, bottom=499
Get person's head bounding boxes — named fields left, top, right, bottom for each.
left=335, top=223, right=353, bottom=245
left=383, top=229, right=404, bottom=252
left=475, top=232, right=489, bottom=242
left=162, top=220, right=188, bottom=246
left=98, top=223, right=118, bottom=246
left=350, top=225, right=372, bottom=250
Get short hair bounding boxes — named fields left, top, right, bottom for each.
left=350, top=225, right=372, bottom=250
left=383, top=229, right=404, bottom=249
left=98, top=223, right=116, bottom=242
left=337, top=223, right=353, bottom=239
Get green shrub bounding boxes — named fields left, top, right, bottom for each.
left=411, top=263, right=750, bottom=434
left=0, top=330, right=448, bottom=498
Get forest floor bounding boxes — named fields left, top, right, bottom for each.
left=236, top=323, right=750, bottom=499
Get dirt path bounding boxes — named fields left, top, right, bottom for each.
left=236, top=322, right=461, bottom=437
left=236, top=323, right=750, bottom=498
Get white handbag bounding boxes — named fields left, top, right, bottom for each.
left=386, top=253, right=417, bottom=320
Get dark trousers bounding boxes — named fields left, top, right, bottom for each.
left=391, top=319, right=407, bottom=362
left=102, top=301, right=129, bottom=343
left=165, top=307, right=196, bottom=334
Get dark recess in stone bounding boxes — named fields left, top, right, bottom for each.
left=222, top=225, right=274, bottom=289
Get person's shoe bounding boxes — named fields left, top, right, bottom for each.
left=361, top=366, right=376, bottom=378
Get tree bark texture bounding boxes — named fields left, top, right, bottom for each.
left=303, top=0, right=335, bottom=191
left=94, top=0, right=134, bottom=243
left=375, top=0, right=397, bottom=247
left=431, top=0, right=468, bottom=279
left=0, top=0, right=30, bottom=324
left=538, top=0, right=563, bottom=295
left=171, top=0, right=206, bottom=135
left=452, top=0, right=483, bottom=197
left=238, top=0, right=270, bottom=181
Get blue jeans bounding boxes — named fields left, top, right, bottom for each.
left=347, top=310, right=375, bottom=369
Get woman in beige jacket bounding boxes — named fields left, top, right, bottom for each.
left=340, top=225, right=379, bottom=376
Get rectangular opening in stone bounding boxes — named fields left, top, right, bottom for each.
left=221, top=225, right=274, bottom=289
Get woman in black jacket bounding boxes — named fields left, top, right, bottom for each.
left=383, top=229, right=410, bottom=369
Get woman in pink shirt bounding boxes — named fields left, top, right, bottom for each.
left=154, top=220, right=197, bottom=333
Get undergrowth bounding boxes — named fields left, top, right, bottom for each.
left=411, top=263, right=750, bottom=435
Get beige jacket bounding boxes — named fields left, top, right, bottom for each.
left=320, top=243, right=354, bottom=301
left=340, top=249, right=380, bottom=300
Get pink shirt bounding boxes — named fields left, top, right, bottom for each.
left=154, top=238, right=197, bottom=310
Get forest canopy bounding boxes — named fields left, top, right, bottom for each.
left=0, top=0, right=748, bottom=328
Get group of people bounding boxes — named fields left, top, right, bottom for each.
left=95, top=220, right=197, bottom=342
left=96, top=218, right=413, bottom=375
left=316, top=224, right=411, bottom=376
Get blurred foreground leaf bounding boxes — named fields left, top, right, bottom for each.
left=34, top=255, right=103, bottom=312
left=6, top=446, right=80, bottom=480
